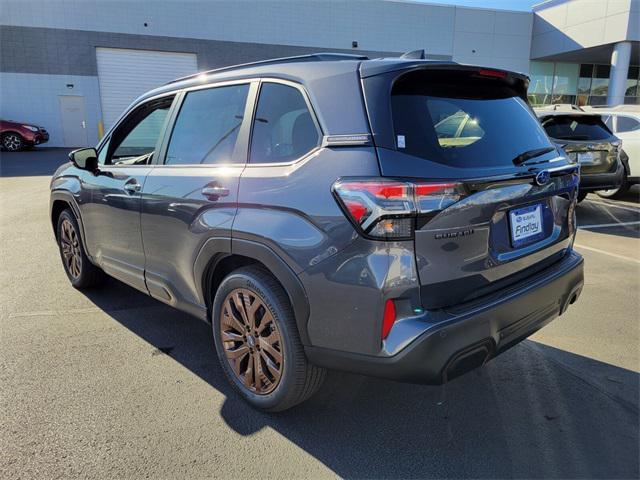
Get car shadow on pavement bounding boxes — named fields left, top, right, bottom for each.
left=81, top=277, right=640, bottom=479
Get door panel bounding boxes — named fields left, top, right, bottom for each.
left=81, top=166, right=152, bottom=292
left=141, top=166, right=243, bottom=314
left=59, top=96, right=88, bottom=147
left=82, top=94, right=177, bottom=292
left=140, top=81, right=257, bottom=314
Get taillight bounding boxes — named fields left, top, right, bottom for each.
left=333, top=178, right=466, bottom=240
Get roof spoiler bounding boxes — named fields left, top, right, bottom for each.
left=400, top=49, right=426, bottom=60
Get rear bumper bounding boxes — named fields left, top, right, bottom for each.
left=305, top=250, right=584, bottom=384
left=579, top=162, right=624, bottom=192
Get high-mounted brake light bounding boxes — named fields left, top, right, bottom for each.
left=333, top=179, right=466, bottom=240
left=478, top=69, right=507, bottom=79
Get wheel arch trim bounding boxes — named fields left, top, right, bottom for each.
left=194, top=237, right=311, bottom=345
left=50, top=190, right=94, bottom=262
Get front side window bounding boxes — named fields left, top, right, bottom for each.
left=106, top=96, right=174, bottom=165
left=165, top=84, right=250, bottom=165
left=249, top=82, right=320, bottom=164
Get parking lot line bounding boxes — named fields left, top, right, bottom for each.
left=574, top=243, right=640, bottom=264
left=584, top=200, right=640, bottom=213
left=579, top=221, right=640, bottom=229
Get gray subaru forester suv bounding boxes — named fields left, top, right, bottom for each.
left=50, top=53, right=584, bottom=411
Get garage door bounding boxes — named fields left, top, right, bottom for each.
left=96, top=48, right=198, bottom=130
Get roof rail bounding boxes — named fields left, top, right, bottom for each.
left=165, top=52, right=369, bottom=85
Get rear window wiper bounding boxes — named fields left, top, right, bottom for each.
left=512, top=146, right=556, bottom=166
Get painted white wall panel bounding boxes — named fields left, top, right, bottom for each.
left=0, top=73, right=101, bottom=147
left=532, top=0, right=638, bottom=58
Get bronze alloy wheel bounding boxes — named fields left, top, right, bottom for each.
left=219, top=288, right=284, bottom=394
left=60, top=218, right=82, bottom=278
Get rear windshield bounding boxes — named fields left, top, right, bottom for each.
left=391, top=71, right=553, bottom=168
left=539, top=115, right=612, bottom=141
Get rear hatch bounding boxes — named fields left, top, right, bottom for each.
left=361, top=64, right=579, bottom=309
left=538, top=114, right=619, bottom=174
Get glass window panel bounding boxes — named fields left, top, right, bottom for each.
left=550, top=94, right=577, bottom=105
left=579, top=64, right=594, bottom=77
left=528, top=93, right=551, bottom=106
left=553, top=63, right=579, bottom=95
left=249, top=83, right=320, bottom=164
left=594, top=65, right=611, bottom=78
left=590, top=65, right=610, bottom=97
left=166, top=84, right=249, bottom=165
left=578, top=77, right=592, bottom=95
left=576, top=94, right=589, bottom=107
left=616, top=116, right=640, bottom=133
left=529, top=61, right=555, bottom=95
left=588, top=95, right=608, bottom=106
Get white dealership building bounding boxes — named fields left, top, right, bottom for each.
left=0, top=0, right=638, bottom=147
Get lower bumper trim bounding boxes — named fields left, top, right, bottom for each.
left=305, top=251, right=584, bottom=384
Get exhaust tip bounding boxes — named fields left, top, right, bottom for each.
left=443, top=340, right=494, bottom=383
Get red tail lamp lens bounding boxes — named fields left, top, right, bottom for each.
left=414, top=183, right=458, bottom=196
left=343, top=199, right=370, bottom=223
left=382, top=299, right=396, bottom=340
left=342, top=181, right=410, bottom=200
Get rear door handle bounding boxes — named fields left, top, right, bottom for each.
left=124, top=180, right=142, bottom=194
left=201, top=186, right=230, bottom=199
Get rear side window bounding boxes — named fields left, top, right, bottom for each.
left=249, top=82, right=320, bottom=164
left=166, top=84, right=249, bottom=165
left=540, top=115, right=612, bottom=141
left=391, top=71, right=552, bottom=168
left=616, top=116, right=640, bottom=133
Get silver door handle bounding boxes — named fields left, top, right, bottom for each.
left=124, top=181, right=141, bottom=194
left=201, top=186, right=230, bottom=198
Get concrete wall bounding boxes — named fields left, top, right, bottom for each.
left=452, top=6, right=533, bottom=73
left=0, top=0, right=535, bottom=147
left=531, top=0, right=640, bottom=59
left=0, top=0, right=533, bottom=70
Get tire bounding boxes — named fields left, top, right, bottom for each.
left=2, top=132, right=24, bottom=152
left=597, top=177, right=630, bottom=200
left=212, top=266, right=325, bottom=412
left=56, top=209, right=105, bottom=288
left=577, top=191, right=588, bottom=203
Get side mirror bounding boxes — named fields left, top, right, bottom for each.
left=69, top=148, right=98, bottom=172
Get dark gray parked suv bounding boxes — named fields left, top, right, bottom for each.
left=50, top=53, right=584, bottom=411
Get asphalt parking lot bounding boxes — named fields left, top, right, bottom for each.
left=1, top=148, right=638, bottom=479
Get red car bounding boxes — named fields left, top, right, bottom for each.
left=0, top=119, right=49, bottom=151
